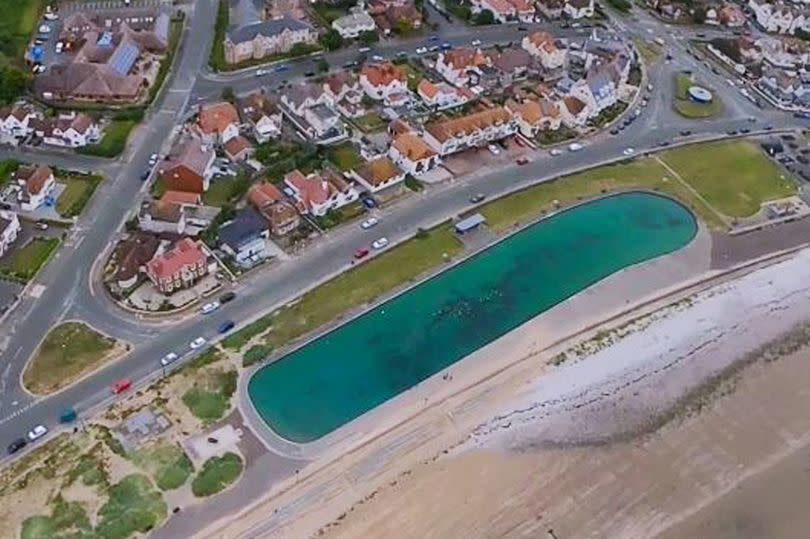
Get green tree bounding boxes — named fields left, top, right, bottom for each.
left=320, top=28, right=344, bottom=51
left=473, top=9, right=495, bottom=25
left=0, top=67, right=29, bottom=105
left=290, top=42, right=315, bottom=57
left=358, top=30, right=379, bottom=44
left=692, top=5, right=706, bottom=23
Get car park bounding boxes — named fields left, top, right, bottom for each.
left=220, top=291, right=236, bottom=303
left=160, top=352, right=179, bottom=367
left=218, top=320, right=235, bottom=334
left=27, top=425, right=48, bottom=442
left=372, top=237, right=389, bottom=250
left=7, top=438, right=26, bottom=455
left=469, top=193, right=486, bottom=203
left=361, top=217, right=378, bottom=229
left=190, top=337, right=207, bottom=350
left=200, top=301, right=220, bottom=315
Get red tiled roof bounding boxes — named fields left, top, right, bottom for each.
left=161, top=190, right=201, bottom=205
left=198, top=101, right=239, bottom=135
left=146, top=238, right=206, bottom=281
left=223, top=135, right=253, bottom=159
left=17, top=165, right=53, bottom=195
left=361, top=62, right=407, bottom=88
left=248, top=182, right=284, bottom=208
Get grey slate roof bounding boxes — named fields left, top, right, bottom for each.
left=219, top=207, right=267, bottom=250
left=226, top=15, right=313, bottom=44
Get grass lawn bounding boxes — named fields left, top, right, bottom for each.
left=673, top=73, right=722, bottom=119
left=181, top=369, right=237, bottom=424
left=312, top=2, right=350, bottom=22
left=202, top=174, right=250, bottom=207
left=94, top=474, right=167, bottom=539
left=315, top=201, right=367, bottom=229
left=150, top=175, right=166, bottom=198
left=660, top=140, right=797, bottom=218
left=23, top=322, right=118, bottom=395
left=77, top=120, right=137, bottom=158
left=132, top=442, right=194, bottom=491
left=223, top=224, right=463, bottom=352
left=326, top=142, right=364, bottom=171
left=191, top=453, right=243, bottom=497
left=0, top=159, right=19, bottom=187
left=21, top=496, right=91, bottom=539
left=56, top=175, right=102, bottom=218
left=354, top=112, right=386, bottom=133
left=400, top=62, right=425, bottom=92
left=633, top=38, right=661, bottom=65
left=0, top=237, right=59, bottom=282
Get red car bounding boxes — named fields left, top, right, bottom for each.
left=112, top=379, right=132, bottom=395
left=516, top=157, right=530, bottom=165
left=514, top=137, right=525, bottom=147
left=354, top=248, right=370, bottom=259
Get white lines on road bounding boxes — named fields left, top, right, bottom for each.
left=0, top=402, right=38, bottom=426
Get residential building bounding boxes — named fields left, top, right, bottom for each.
left=303, top=103, right=345, bottom=139
left=522, top=31, right=567, bottom=70
left=359, top=62, right=408, bottom=100
left=224, top=16, right=317, bottom=64
left=111, top=231, right=159, bottom=290
left=759, top=67, right=801, bottom=105
left=372, top=4, right=423, bottom=35
left=332, top=9, right=376, bottom=38
left=284, top=169, right=359, bottom=216
left=195, top=101, right=240, bottom=145
left=324, top=72, right=360, bottom=102
left=423, top=107, right=517, bottom=156
left=281, top=82, right=332, bottom=116
left=0, top=210, right=20, bottom=258
left=388, top=133, right=440, bottom=175
left=719, top=4, right=747, bottom=27
left=748, top=0, right=808, bottom=35
left=15, top=165, right=55, bottom=212
left=472, top=0, right=535, bottom=22
left=0, top=105, right=38, bottom=140
left=223, top=135, right=255, bottom=161
left=351, top=157, right=405, bottom=193
left=488, top=48, right=534, bottom=85
left=237, top=92, right=282, bottom=142
left=560, top=95, right=591, bottom=127
left=138, top=198, right=186, bottom=234
left=506, top=97, right=562, bottom=136
left=435, top=48, right=489, bottom=86
left=417, top=79, right=474, bottom=110
left=158, top=140, right=216, bottom=194
left=145, top=238, right=209, bottom=294
left=537, top=0, right=564, bottom=19
left=248, top=182, right=300, bottom=236
left=564, top=0, right=595, bottom=19
left=32, top=113, right=101, bottom=148
left=218, top=208, right=270, bottom=267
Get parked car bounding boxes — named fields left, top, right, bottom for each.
left=487, top=144, right=500, bottom=155
left=372, top=237, right=389, bottom=250
left=160, top=352, right=179, bottom=367
left=140, top=169, right=151, bottom=181
left=469, top=193, right=486, bottom=203
left=220, top=291, right=236, bottom=303
left=623, top=147, right=635, bottom=156
left=440, top=42, right=451, bottom=50
left=7, top=438, right=26, bottom=455
left=549, top=149, right=563, bottom=156
left=679, top=129, right=692, bottom=136
left=255, top=69, right=269, bottom=77
left=27, top=425, right=48, bottom=442
left=354, top=247, right=370, bottom=259
left=361, top=217, right=378, bottom=229
left=189, top=337, right=207, bottom=350
left=34, top=221, right=48, bottom=230
left=516, top=157, right=530, bottom=165
left=415, top=46, right=427, bottom=54
left=361, top=196, right=377, bottom=209
left=218, top=320, right=235, bottom=334
left=471, top=39, right=481, bottom=46
left=112, top=379, right=132, bottom=395
left=568, top=142, right=584, bottom=152
left=200, top=301, right=220, bottom=315
left=148, top=153, right=159, bottom=166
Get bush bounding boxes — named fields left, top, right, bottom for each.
left=191, top=453, right=243, bottom=497
left=320, top=29, right=344, bottom=51
left=607, top=0, right=632, bottom=12
left=359, top=30, right=379, bottom=44
left=243, top=344, right=272, bottom=367
left=473, top=9, right=495, bottom=25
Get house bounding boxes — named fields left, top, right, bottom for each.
left=324, top=72, right=360, bottom=102
left=281, top=82, right=332, bottom=116
left=15, top=165, right=55, bottom=212
left=560, top=95, right=591, bottom=127
left=506, top=98, right=562, bottom=137
left=284, top=169, right=359, bottom=216
left=223, top=135, right=255, bottom=161
left=417, top=79, right=474, bottom=110
left=332, top=9, right=376, bottom=38
left=195, top=101, right=240, bottom=145
left=247, top=182, right=300, bottom=236
left=224, top=16, right=317, bottom=64
left=759, top=67, right=801, bottom=105
left=435, top=48, right=489, bottom=87
left=138, top=198, right=186, bottom=234
left=111, top=231, right=159, bottom=290
left=158, top=140, right=216, bottom=194
left=719, top=4, right=747, bottom=27
left=351, top=157, right=405, bottom=193
left=488, top=48, right=534, bottom=85
left=388, top=133, right=440, bottom=175
left=522, top=31, right=567, bottom=70
left=0, top=105, right=38, bottom=140
left=145, top=238, right=209, bottom=294
left=423, top=106, right=517, bottom=156
left=0, top=210, right=20, bottom=258
left=748, top=0, right=807, bottom=35
left=359, top=62, right=408, bottom=100
left=32, top=113, right=101, bottom=148
left=564, top=0, right=594, bottom=19
left=218, top=208, right=270, bottom=267
left=303, top=103, right=345, bottom=139
left=372, top=4, right=423, bottom=35
left=537, top=0, right=564, bottom=19
left=472, top=0, right=536, bottom=22
left=237, top=92, right=282, bottom=142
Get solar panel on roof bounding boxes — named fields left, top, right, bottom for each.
left=108, top=42, right=139, bottom=75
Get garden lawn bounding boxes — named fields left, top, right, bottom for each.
left=132, top=442, right=194, bottom=491
left=77, top=120, right=136, bottom=157
left=203, top=174, right=250, bottom=207
left=0, top=237, right=59, bottom=282
left=326, top=142, right=364, bottom=171
left=354, top=112, right=386, bottom=133
left=0, top=159, right=19, bottom=187
left=191, top=453, right=243, bottom=497
left=223, top=224, right=463, bottom=352
left=23, top=322, right=118, bottom=395
left=56, top=175, right=102, bottom=218
left=660, top=140, right=797, bottom=218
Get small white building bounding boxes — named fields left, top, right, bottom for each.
left=332, top=9, right=376, bottom=38
left=0, top=210, right=20, bottom=258
left=16, top=165, right=55, bottom=212
left=0, top=105, right=38, bottom=140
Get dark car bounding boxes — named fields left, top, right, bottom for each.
left=7, top=438, right=27, bottom=455
left=304, top=71, right=315, bottom=77
left=140, top=169, right=150, bottom=181
left=740, top=127, right=750, bottom=134
left=220, top=291, right=236, bottom=303
left=610, top=128, right=619, bottom=135
left=659, top=140, right=671, bottom=147
left=218, top=320, right=235, bottom=334
left=361, top=196, right=377, bottom=209
left=782, top=134, right=796, bottom=141
left=727, top=130, right=738, bottom=135
left=680, top=129, right=692, bottom=136
left=797, top=155, right=809, bottom=164
left=469, top=193, right=486, bottom=203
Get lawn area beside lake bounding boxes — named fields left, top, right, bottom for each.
left=57, top=174, right=102, bottom=218
left=0, top=237, right=59, bottom=282
left=181, top=369, right=237, bottom=425
left=23, top=322, right=120, bottom=395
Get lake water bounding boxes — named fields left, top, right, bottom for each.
left=248, top=193, right=698, bottom=443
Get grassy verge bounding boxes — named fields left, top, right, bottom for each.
left=181, top=369, right=237, bottom=424
left=673, top=72, right=722, bottom=119
left=314, top=201, right=366, bottom=230
left=132, top=442, right=194, bottom=491
left=56, top=174, right=102, bottom=218
left=21, top=496, right=91, bottom=539
left=223, top=224, right=463, bottom=352
left=191, top=453, right=243, bottom=497
left=23, top=322, right=119, bottom=395
left=633, top=38, right=661, bottom=65
left=209, top=0, right=229, bottom=72
left=0, top=237, right=59, bottom=282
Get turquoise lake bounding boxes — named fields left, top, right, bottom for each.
left=248, top=192, right=698, bottom=443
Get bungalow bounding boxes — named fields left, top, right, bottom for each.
left=145, top=238, right=209, bottom=294
left=111, top=231, right=159, bottom=290
left=0, top=105, right=38, bottom=140
left=0, top=210, right=20, bottom=258
left=247, top=182, right=300, bottom=236
left=33, top=113, right=101, bottom=148
left=359, top=62, right=408, bottom=101
left=16, top=165, right=55, bottom=212
left=522, top=31, right=567, bottom=70
left=564, top=0, right=595, bottom=19
left=351, top=157, right=406, bottom=193
left=237, top=92, right=282, bottom=142
left=158, top=140, right=216, bottom=194
left=506, top=98, right=562, bottom=137
left=332, top=9, right=376, bottom=39
left=195, top=101, right=240, bottom=145
left=435, top=48, right=489, bottom=87
left=560, top=95, right=592, bottom=127
left=417, top=79, right=473, bottom=110
left=284, top=169, right=359, bottom=217
left=218, top=207, right=270, bottom=268
left=224, top=16, right=317, bottom=65
left=388, top=132, right=440, bottom=175
left=423, top=106, right=517, bottom=156
left=223, top=135, right=255, bottom=161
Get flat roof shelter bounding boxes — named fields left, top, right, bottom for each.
left=455, top=213, right=486, bottom=235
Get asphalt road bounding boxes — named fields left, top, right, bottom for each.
left=0, top=0, right=807, bottom=467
